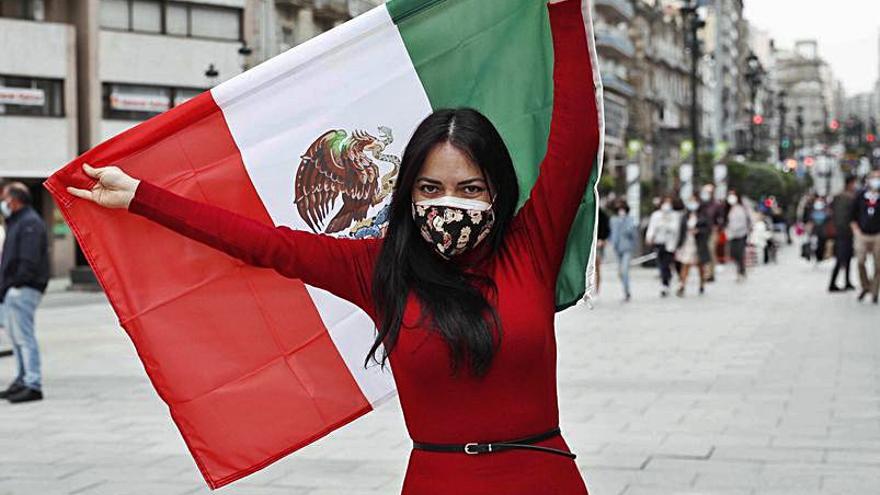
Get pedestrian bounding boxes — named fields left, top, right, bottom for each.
left=829, top=176, right=857, bottom=292
left=594, top=202, right=610, bottom=295
left=609, top=199, right=636, bottom=301
left=699, top=184, right=724, bottom=282
left=65, top=1, right=598, bottom=491
left=0, top=219, right=11, bottom=359
left=646, top=194, right=681, bottom=297
left=809, top=195, right=832, bottom=263
left=724, top=190, right=750, bottom=282
left=0, top=182, right=49, bottom=403
left=675, top=195, right=710, bottom=296
left=851, top=170, right=880, bottom=304
left=751, top=212, right=774, bottom=264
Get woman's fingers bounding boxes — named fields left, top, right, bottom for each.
left=67, top=186, right=94, bottom=202
left=82, top=163, right=101, bottom=179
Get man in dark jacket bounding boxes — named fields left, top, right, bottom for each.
left=0, top=182, right=49, bottom=403
left=829, top=176, right=856, bottom=292
left=852, top=170, right=880, bottom=304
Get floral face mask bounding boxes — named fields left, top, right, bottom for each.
left=412, top=196, right=495, bottom=258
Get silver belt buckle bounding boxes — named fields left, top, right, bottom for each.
left=464, top=442, right=493, bottom=454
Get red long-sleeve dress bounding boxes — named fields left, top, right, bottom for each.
left=128, top=1, right=599, bottom=492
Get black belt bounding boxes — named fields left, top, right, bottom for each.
left=412, top=427, right=575, bottom=459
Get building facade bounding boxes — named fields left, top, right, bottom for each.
left=628, top=0, right=691, bottom=185
left=701, top=0, right=744, bottom=154
left=774, top=40, right=834, bottom=154
left=593, top=0, right=635, bottom=184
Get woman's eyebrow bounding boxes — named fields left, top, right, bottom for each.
left=457, top=178, right=487, bottom=185
left=415, top=177, right=443, bottom=184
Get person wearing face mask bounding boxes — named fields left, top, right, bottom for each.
left=675, top=195, right=710, bottom=296
left=594, top=200, right=611, bottom=295
left=809, top=196, right=832, bottom=263
left=699, top=184, right=723, bottom=282
left=850, top=170, right=880, bottom=304
left=828, top=176, right=857, bottom=292
left=62, top=1, right=599, bottom=492
left=645, top=194, right=681, bottom=297
left=724, top=190, right=751, bottom=282
left=609, top=199, right=636, bottom=301
left=0, top=183, right=49, bottom=404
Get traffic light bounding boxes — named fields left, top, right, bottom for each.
left=752, top=114, right=764, bottom=125
left=830, top=119, right=840, bottom=131
left=781, top=138, right=791, bottom=149
left=867, top=133, right=876, bottom=143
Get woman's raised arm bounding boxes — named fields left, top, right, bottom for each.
left=515, top=0, right=601, bottom=279
left=68, top=164, right=376, bottom=313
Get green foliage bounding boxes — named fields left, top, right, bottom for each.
left=726, top=161, right=811, bottom=212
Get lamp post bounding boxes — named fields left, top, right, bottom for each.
left=796, top=105, right=805, bottom=161
left=204, top=63, right=219, bottom=87
left=777, top=89, right=788, bottom=164
left=745, top=52, right=763, bottom=160
left=681, top=0, right=705, bottom=184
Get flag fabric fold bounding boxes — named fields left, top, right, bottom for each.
left=44, top=0, right=603, bottom=488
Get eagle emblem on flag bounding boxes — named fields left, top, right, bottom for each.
left=294, top=126, right=400, bottom=238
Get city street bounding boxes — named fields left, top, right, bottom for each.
left=0, top=245, right=877, bottom=495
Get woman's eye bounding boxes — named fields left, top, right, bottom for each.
left=463, top=186, right=484, bottom=194
left=420, top=185, right=439, bottom=194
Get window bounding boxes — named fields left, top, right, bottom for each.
left=0, top=76, right=64, bottom=117
left=190, top=4, right=240, bottom=40
left=131, top=0, right=162, bottom=33
left=99, top=0, right=242, bottom=41
left=103, top=83, right=204, bottom=120
left=100, top=0, right=129, bottom=29
left=0, top=0, right=43, bottom=20
left=165, top=3, right=187, bottom=35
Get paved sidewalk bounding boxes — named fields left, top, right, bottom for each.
left=0, top=246, right=877, bottom=495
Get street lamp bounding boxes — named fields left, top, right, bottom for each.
left=681, top=0, right=706, bottom=184
left=745, top=52, right=763, bottom=159
left=796, top=105, right=805, bottom=161
left=204, top=63, right=219, bottom=87
left=777, top=89, right=788, bottom=164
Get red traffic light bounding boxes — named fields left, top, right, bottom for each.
left=804, top=157, right=815, bottom=167
left=830, top=119, right=840, bottom=131
left=868, top=134, right=876, bottom=143
left=752, top=114, right=764, bottom=125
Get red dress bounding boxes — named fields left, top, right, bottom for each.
left=129, top=1, right=599, bottom=492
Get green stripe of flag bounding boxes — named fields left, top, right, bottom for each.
left=387, top=0, right=600, bottom=309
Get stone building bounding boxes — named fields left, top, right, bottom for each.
left=774, top=40, right=834, bottom=153
left=627, top=0, right=691, bottom=184
left=593, top=0, right=636, bottom=183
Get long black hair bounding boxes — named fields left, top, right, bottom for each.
left=367, top=108, right=520, bottom=377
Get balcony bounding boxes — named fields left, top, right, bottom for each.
left=595, top=0, right=634, bottom=23
left=595, top=26, right=635, bottom=60
left=602, top=73, right=635, bottom=98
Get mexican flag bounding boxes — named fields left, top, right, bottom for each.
left=45, top=0, right=603, bottom=488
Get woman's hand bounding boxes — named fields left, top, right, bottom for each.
left=66, top=163, right=141, bottom=209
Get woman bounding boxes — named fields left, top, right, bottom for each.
left=645, top=194, right=681, bottom=297
left=609, top=199, right=636, bottom=301
left=66, top=1, right=598, bottom=493
left=725, top=190, right=751, bottom=282
left=675, top=195, right=710, bottom=296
